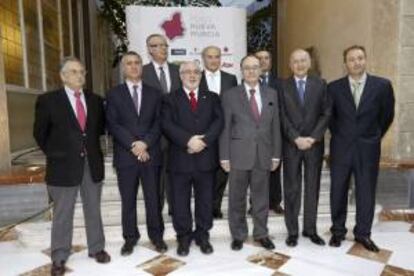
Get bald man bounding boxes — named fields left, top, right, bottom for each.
left=280, top=49, right=331, bottom=247
left=200, top=45, right=238, bottom=219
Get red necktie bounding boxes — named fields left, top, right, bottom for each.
left=189, top=90, right=198, bottom=112
left=74, top=90, right=86, bottom=131
left=249, top=89, right=260, bottom=123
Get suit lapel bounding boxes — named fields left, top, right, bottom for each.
left=149, top=63, right=163, bottom=91
left=357, top=74, right=373, bottom=112
left=58, top=89, right=82, bottom=132
left=342, top=77, right=357, bottom=111
left=240, top=85, right=259, bottom=123
left=303, top=77, right=315, bottom=109
left=259, top=86, right=270, bottom=124
left=196, top=89, right=208, bottom=115
left=288, top=77, right=303, bottom=110
left=177, top=89, right=194, bottom=115
left=84, top=91, right=92, bottom=130
left=120, top=83, right=140, bottom=119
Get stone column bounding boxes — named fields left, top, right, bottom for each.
left=0, top=27, right=11, bottom=172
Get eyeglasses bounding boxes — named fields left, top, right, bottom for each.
left=181, top=70, right=201, bottom=75
left=149, top=43, right=169, bottom=48
left=65, top=69, right=87, bottom=76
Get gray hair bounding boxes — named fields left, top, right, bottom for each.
left=60, top=56, right=84, bottom=73
left=179, top=60, right=201, bottom=74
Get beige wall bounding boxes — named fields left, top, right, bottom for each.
left=277, top=0, right=401, bottom=158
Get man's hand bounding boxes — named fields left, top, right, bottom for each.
left=137, top=150, right=150, bottom=162
left=131, top=140, right=148, bottom=156
left=271, top=160, right=280, bottom=171
left=220, top=160, right=230, bottom=172
left=294, top=137, right=312, bottom=150
left=187, top=135, right=206, bottom=153
left=305, top=137, right=316, bottom=147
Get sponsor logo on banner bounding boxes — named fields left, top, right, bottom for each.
left=161, top=12, right=185, bottom=40
left=171, top=49, right=187, bottom=55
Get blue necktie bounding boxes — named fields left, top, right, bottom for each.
left=297, top=80, right=305, bottom=104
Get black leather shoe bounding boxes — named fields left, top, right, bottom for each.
left=286, top=235, right=298, bottom=247
left=213, top=209, right=223, bottom=219
left=121, top=241, right=136, bottom=256
left=88, top=250, right=111, bottom=263
left=303, top=232, right=326, bottom=246
left=51, top=261, right=66, bottom=276
left=355, top=237, right=380, bottom=252
left=196, top=240, right=214, bottom=254
left=231, top=240, right=243, bottom=251
left=271, top=205, right=284, bottom=215
left=329, top=235, right=345, bottom=247
left=177, top=242, right=190, bottom=256
left=153, top=240, right=168, bottom=253
left=255, top=237, right=275, bottom=250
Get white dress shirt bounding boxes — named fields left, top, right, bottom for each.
left=126, top=79, right=143, bottom=114
left=244, top=82, right=262, bottom=113
left=152, top=61, right=171, bottom=92
left=183, top=87, right=199, bottom=100
left=205, top=69, right=221, bottom=94
left=294, top=75, right=308, bottom=90
left=64, top=86, right=87, bottom=116
left=348, top=72, right=367, bottom=92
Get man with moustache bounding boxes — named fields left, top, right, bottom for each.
left=33, top=57, right=110, bottom=276
left=255, top=49, right=284, bottom=215
left=280, top=49, right=331, bottom=247
left=106, top=51, right=166, bottom=255
left=199, top=45, right=238, bottom=219
left=162, top=61, right=223, bottom=256
left=328, top=45, right=394, bottom=252
left=220, top=55, right=282, bottom=251
left=143, top=33, right=182, bottom=215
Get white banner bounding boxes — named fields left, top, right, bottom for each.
left=125, top=6, right=247, bottom=79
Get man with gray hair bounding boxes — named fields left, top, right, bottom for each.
left=162, top=60, right=224, bottom=256
left=34, top=57, right=110, bottom=276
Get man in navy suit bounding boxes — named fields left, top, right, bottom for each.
left=106, top=51, right=166, bottom=256
left=199, top=45, right=238, bottom=219
left=255, top=49, right=284, bottom=215
left=162, top=61, right=224, bottom=256
left=328, top=45, right=394, bottom=252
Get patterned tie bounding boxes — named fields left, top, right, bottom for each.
left=297, top=79, right=306, bottom=105
left=159, top=66, right=168, bottom=93
left=249, top=89, right=260, bottom=123
left=189, top=90, right=197, bottom=112
left=74, top=90, right=86, bottom=131
left=132, top=84, right=140, bottom=114
left=352, top=81, right=362, bottom=107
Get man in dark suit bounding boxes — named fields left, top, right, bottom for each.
left=106, top=51, right=166, bottom=256
left=220, top=55, right=282, bottom=251
left=33, top=57, right=110, bottom=276
left=142, top=33, right=181, bottom=215
left=162, top=61, right=224, bottom=256
left=199, top=45, right=238, bottom=219
left=280, top=49, right=331, bottom=247
left=329, top=45, right=394, bottom=252
left=255, top=49, right=284, bottom=215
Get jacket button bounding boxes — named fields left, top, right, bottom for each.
left=82, top=133, right=87, bottom=137
left=80, top=152, right=85, bottom=157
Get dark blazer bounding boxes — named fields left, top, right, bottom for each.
left=161, top=88, right=224, bottom=173
left=280, top=75, right=331, bottom=154
left=328, top=74, right=395, bottom=166
left=105, top=82, right=162, bottom=168
left=142, top=62, right=181, bottom=93
left=199, top=70, right=238, bottom=96
left=33, top=89, right=105, bottom=187
left=264, top=72, right=281, bottom=92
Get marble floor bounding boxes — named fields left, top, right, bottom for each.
left=1, top=220, right=414, bottom=276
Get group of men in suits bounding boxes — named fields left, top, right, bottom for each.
left=33, top=33, right=394, bottom=274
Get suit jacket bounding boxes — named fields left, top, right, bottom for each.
left=105, top=82, right=162, bottom=168
left=33, top=89, right=105, bottom=187
left=219, top=84, right=282, bottom=170
left=161, top=88, right=224, bottom=173
left=142, top=62, right=181, bottom=93
left=263, top=72, right=281, bottom=92
left=328, top=74, right=395, bottom=166
left=199, top=70, right=238, bottom=96
left=280, top=75, right=331, bottom=157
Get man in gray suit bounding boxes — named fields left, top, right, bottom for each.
left=220, top=55, right=282, bottom=251
left=142, top=33, right=181, bottom=215
left=280, top=49, right=331, bottom=247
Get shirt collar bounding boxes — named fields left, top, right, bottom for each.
left=64, top=85, right=83, bottom=97
left=125, top=79, right=142, bottom=91
left=244, top=82, right=260, bottom=93
left=294, top=75, right=307, bottom=84
left=183, top=87, right=199, bottom=97
left=205, top=69, right=220, bottom=77
left=348, top=72, right=367, bottom=86
left=153, top=61, right=168, bottom=70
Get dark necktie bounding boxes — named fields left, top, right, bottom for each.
left=249, top=89, right=260, bottom=123
left=261, top=74, right=268, bottom=86
left=297, top=79, right=306, bottom=105
left=132, top=85, right=140, bottom=114
left=189, top=90, right=197, bottom=112
left=159, top=66, right=168, bottom=93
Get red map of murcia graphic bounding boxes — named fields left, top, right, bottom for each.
left=161, top=12, right=184, bottom=40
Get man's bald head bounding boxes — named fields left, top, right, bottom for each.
left=289, top=49, right=311, bottom=78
